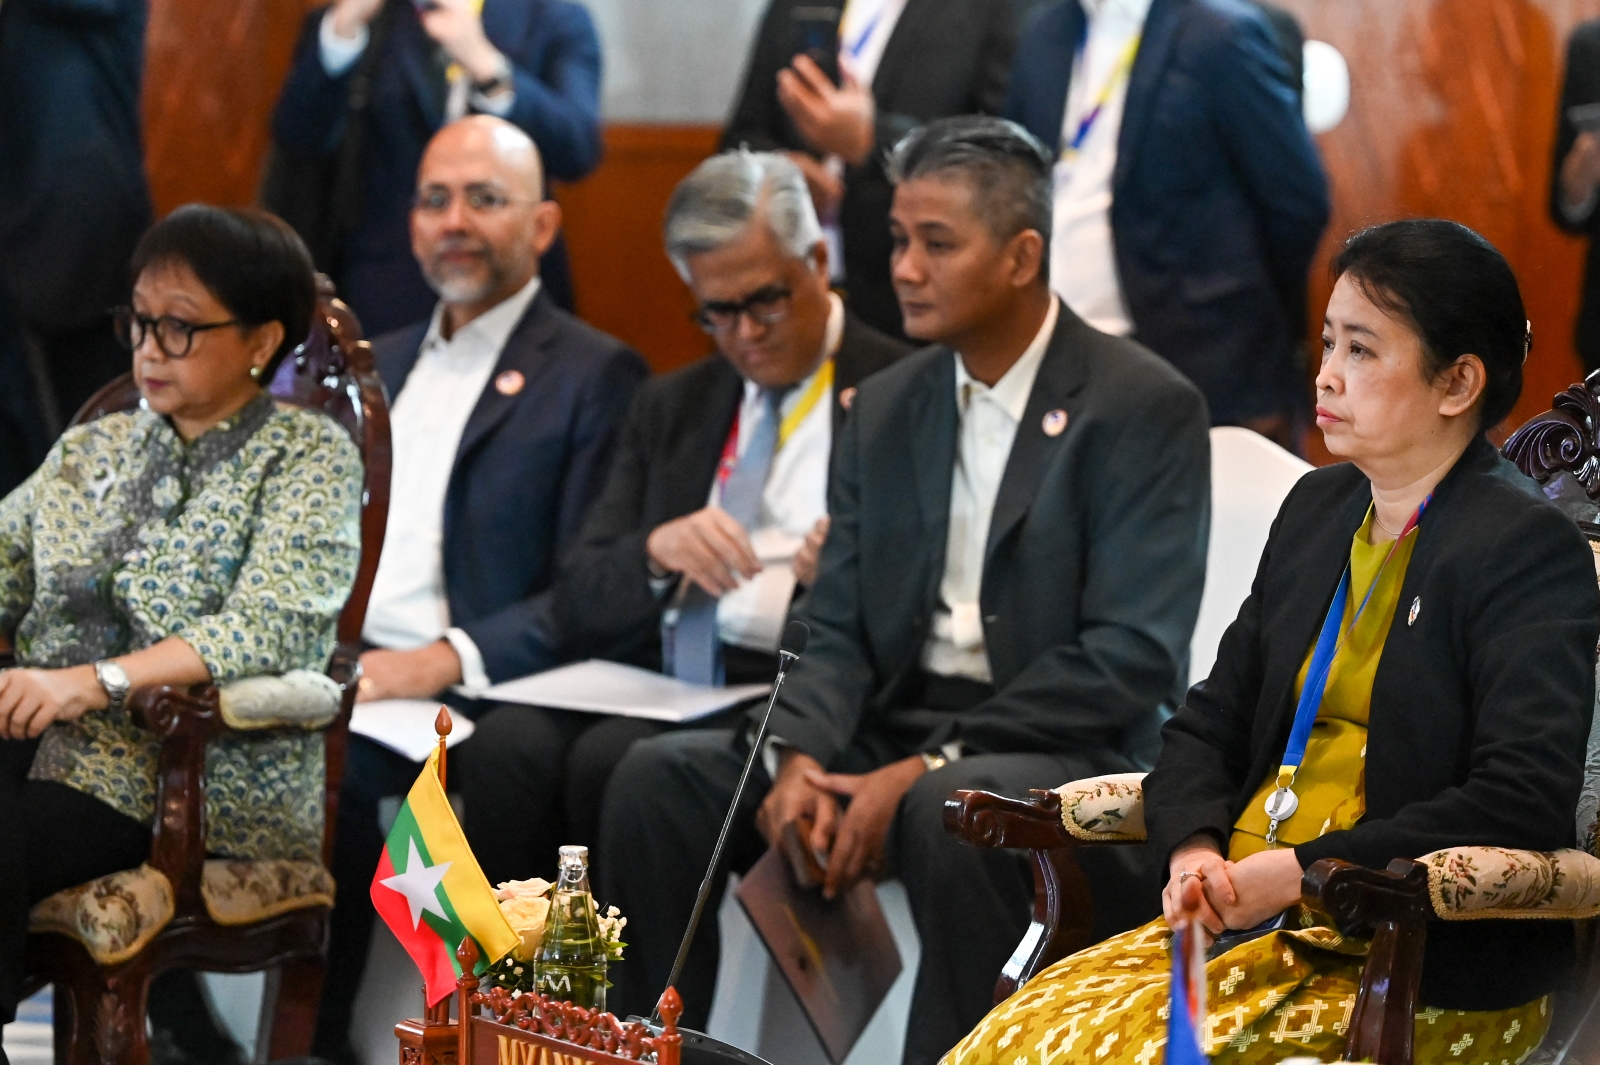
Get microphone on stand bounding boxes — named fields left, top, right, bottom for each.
left=650, top=620, right=809, bottom=1030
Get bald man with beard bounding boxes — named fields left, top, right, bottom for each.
left=311, top=116, right=647, bottom=1063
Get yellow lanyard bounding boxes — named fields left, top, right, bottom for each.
left=1060, top=33, right=1142, bottom=162
left=778, top=359, right=835, bottom=450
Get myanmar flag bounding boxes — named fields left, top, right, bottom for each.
left=370, top=746, right=519, bottom=1006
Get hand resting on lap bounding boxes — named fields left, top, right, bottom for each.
left=1163, top=832, right=1304, bottom=945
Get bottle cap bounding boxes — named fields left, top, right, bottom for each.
left=559, top=845, right=589, bottom=865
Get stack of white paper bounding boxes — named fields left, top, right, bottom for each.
left=481, top=660, right=770, bottom=723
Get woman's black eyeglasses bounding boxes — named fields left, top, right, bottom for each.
left=113, top=307, right=239, bottom=359
left=691, top=284, right=793, bottom=335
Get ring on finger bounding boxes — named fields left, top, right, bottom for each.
left=1177, top=870, right=1206, bottom=885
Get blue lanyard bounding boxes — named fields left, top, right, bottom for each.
left=1263, top=496, right=1430, bottom=843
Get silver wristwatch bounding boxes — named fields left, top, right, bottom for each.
left=94, top=659, right=131, bottom=714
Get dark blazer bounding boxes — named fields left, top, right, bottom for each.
left=1552, top=17, right=1600, bottom=373
left=0, top=0, right=151, bottom=331
left=1146, top=436, right=1600, bottom=1010
left=1005, top=0, right=1328, bottom=424
left=721, top=0, right=1016, bottom=339
left=555, top=311, right=908, bottom=667
left=374, top=289, right=648, bottom=682
left=767, top=302, right=1210, bottom=768
left=272, top=0, right=602, bottom=335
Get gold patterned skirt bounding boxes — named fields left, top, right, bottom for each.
left=943, top=913, right=1548, bottom=1065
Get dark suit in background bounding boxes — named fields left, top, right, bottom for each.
left=601, top=305, right=1210, bottom=1063
left=314, top=291, right=647, bottom=1061
left=1147, top=435, right=1600, bottom=1011
left=1552, top=18, right=1600, bottom=373
left=271, top=0, right=602, bottom=335
left=721, top=0, right=1016, bottom=339
left=1006, top=0, right=1328, bottom=426
left=0, top=0, right=151, bottom=437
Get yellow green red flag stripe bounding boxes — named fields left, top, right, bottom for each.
left=370, top=746, right=518, bottom=1005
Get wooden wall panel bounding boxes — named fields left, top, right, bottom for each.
left=143, top=0, right=315, bottom=216
left=557, top=126, right=724, bottom=373
left=1280, top=0, right=1600, bottom=460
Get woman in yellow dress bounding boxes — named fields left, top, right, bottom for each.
left=946, top=220, right=1600, bottom=1065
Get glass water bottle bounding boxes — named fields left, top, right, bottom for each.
left=533, top=845, right=608, bottom=1010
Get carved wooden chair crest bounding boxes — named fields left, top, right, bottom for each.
left=944, top=371, right=1600, bottom=1065
left=18, top=277, right=393, bottom=1064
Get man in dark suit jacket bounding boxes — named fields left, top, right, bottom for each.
left=722, top=0, right=1017, bottom=339
left=1006, top=0, right=1327, bottom=440
left=0, top=0, right=151, bottom=436
left=600, top=118, right=1209, bottom=1064
left=1553, top=17, right=1600, bottom=373
left=271, top=0, right=601, bottom=335
left=312, top=116, right=647, bottom=1063
left=467, top=151, right=906, bottom=893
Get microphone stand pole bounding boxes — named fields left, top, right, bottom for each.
left=650, top=644, right=801, bottom=1025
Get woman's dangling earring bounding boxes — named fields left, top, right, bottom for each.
left=250, top=365, right=262, bottom=381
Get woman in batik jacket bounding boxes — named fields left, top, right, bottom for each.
left=0, top=205, right=363, bottom=1032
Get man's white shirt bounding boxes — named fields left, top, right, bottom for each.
left=707, top=294, right=845, bottom=653
left=921, top=296, right=1059, bottom=683
left=1047, top=0, right=1153, bottom=336
left=361, top=273, right=543, bottom=689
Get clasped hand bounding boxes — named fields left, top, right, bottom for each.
left=1162, top=836, right=1304, bottom=946
left=0, top=665, right=106, bottom=740
left=756, top=749, right=925, bottom=900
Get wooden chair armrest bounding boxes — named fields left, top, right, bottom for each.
left=1301, top=857, right=1431, bottom=1064
left=130, top=683, right=226, bottom=915
left=943, top=788, right=1075, bottom=850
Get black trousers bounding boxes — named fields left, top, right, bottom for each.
left=1, top=739, right=150, bottom=1025
left=598, top=728, right=1155, bottom=1065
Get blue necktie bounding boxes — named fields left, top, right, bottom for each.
left=665, top=388, right=788, bottom=685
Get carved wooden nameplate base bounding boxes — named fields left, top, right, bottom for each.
left=395, top=940, right=682, bottom=1065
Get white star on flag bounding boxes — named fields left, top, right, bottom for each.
left=380, top=837, right=452, bottom=929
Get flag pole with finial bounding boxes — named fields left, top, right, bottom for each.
left=435, top=705, right=451, bottom=790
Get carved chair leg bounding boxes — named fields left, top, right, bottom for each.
left=262, top=957, right=325, bottom=1060
left=52, top=954, right=154, bottom=1065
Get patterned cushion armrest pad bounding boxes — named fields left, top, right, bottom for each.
left=28, top=864, right=175, bottom=965
left=201, top=859, right=336, bottom=926
left=1056, top=772, right=1148, bottom=842
left=217, top=669, right=342, bottom=730
left=1424, top=846, right=1600, bottom=920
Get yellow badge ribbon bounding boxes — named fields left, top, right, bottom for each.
left=778, top=358, right=835, bottom=450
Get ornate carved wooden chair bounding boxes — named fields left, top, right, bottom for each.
left=16, top=279, right=393, bottom=1065
left=944, top=372, right=1600, bottom=1065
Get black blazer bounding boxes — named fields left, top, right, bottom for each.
left=0, top=0, right=151, bottom=332
left=721, top=0, right=1016, bottom=339
left=1552, top=17, right=1600, bottom=374
left=1005, top=0, right=1328, bottom=424
left=555, top=311, right=908, bottom=667
left=1146, top=435, right=1600, bottom=1010
left=768, top=303, right=1211, bottom=767
left=374, top=289, right=649, bottom=683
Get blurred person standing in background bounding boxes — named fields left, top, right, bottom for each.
left=0, top=0, right=152, bottom=459
left=1006, top=0, right=1328, bottom=447
left=721, top=0, right=1018, bottom=340
left=1553, top=16, right=1600, bottom=374
left=269, top=0, right=602, bottom=336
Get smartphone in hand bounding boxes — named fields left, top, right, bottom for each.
left=789, top=5, right=842, bottom=86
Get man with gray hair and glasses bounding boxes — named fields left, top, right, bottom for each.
left=542, top=150, right=906, bottom=863
left=600, top=117, right=1209, bottom=1062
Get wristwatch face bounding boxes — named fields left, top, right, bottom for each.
left=97, top=660, right=130, bottom=694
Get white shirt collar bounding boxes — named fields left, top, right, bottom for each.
left=1078, top=0, right=1154, bottom=26
left=954, top=296, right=1059, bottom=423
left=741, top=292, right=846, bottom=404
left=421, top=273, right=543, bottom=356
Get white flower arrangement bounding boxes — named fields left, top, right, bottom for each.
left=488, top=876, right=628, bottom=993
